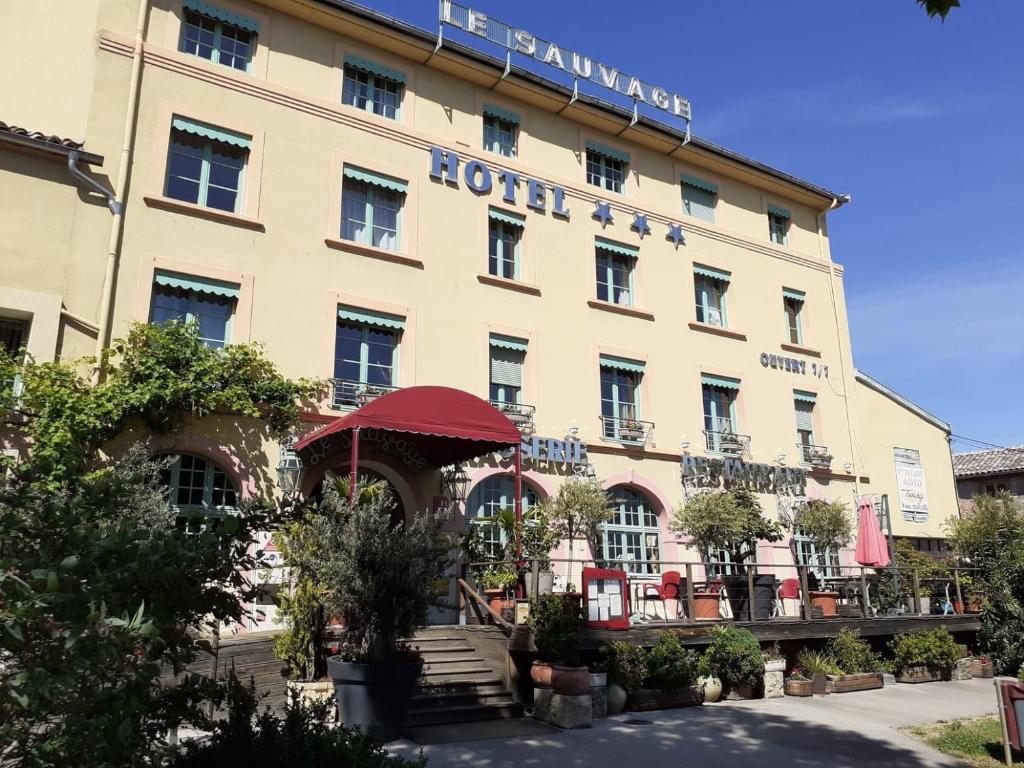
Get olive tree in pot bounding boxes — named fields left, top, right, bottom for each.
left=671, top=488, right=783, bottom=620
left=295, top=480, right=450, bottom=741
left=540, top=478, right=615, bottom=592
left=792, top=499, right=853, bottom=617
left=528, top=594, right=589, bottom=695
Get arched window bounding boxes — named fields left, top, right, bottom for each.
left=466, top=475, right=538, bottom=560
left=160, top=453, right=239, bottom=515
left=601, top=486, right=660, bottom=576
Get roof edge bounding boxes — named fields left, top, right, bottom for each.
left=0, top=128, right=104, bottom=166
left=854, top=369, right=950, bottom=433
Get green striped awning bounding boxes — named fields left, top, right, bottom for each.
left=681, top=174, right=718, bottom=194
left=783, top=288, right=806, bottom=302
left=338, top=305, right=405, bottom=331
left=595, top=237, right=638, bottom=258
left=767, top=204, right=791, bottom=219
left=794, top=390, right=818, bottom=404
left=154, top=270, right=240, bottom=299
left=701, top=373, right=741, bottom=391
left=693, top=264, right=731, bottom=282
left=483, top=103, right=520, bottom=125
left=344, top=53, right=406, bottom=84
left=585, top=140, right=630, bottom=164
left=488, top=207, right=525, bottom=227
left=184, top=0, right=261, bottom=32
left=343, top=165, right=408, bottom=194
left=171, top=116, right=251, bottom=149
left=599, top=354, right=645, bottom=374
left=489, top=333, right=528, bottom=352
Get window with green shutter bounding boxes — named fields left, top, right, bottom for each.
left=783, top=289, right=805, bottom=344
left=341, top=55, right=405, bottom=120
left=149, top=271, right=239, bottom=349
left=693, top=265, right=730, bottom=327
left=681, top=175, right=718, bottom=223
left=768, top=205, right=791, bottom=245
left=179, top=1, right=259, bottom=72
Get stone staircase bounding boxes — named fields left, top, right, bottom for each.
left=403, top=627, right=522, bottom=728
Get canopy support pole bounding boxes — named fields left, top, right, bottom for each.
left=349, top=427, right=360, bottom=504
left=514, top=442, right=523, bottom=561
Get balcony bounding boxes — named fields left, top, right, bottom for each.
left=600, top=414, right=654, bottom=446
left=330, top=378, right=400, bottom=410
left=490, top=400, right=536, bottom=433
left=800, top=443, right=834, bottom=469
left=703, top=417, right=750, bottom=456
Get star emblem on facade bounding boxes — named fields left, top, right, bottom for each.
left=593, top=201, right=613, bottom=227
left=631, top=212, right=650, bottom=237
left=666, top=223, right=686, bottom=247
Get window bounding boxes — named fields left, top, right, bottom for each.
left=488, top=208, right=524, bottom=279
left=180, top=2, right=259, bottom=72
left=595, top=239, right=636, bottom=307
left=702, top=375, right=740, bottom=452
left=983, top=483, right=1008, bottom=496
left=693, top=265, right=730, bottom=326
left=795, top=527, right=840, bottom=580
left=794, top=391, right=816, bottom=462
left=483, top=105, right=518, bottom=158
left=467, top=475, right=538, bottom=560
left=681, top=175, right=717, bottom=223
left=159, top=453, right=238, bottom=533
left=341, top=166, right=407, bottom=252
left=783, top=288, right=805, bottom=344
left=768, top=205, right=791, bottom=246
left=705, top=545, right=756, bottom=578
left=333, top=306, right=403, bottom=408
left=601, top=486, right=660, bottom=576
left=149, top=271, right=239, bottom=349
left=0, top=317, right=27, bottom=357
left=600, top=356, right=644, bottom=442
left=165, top=117, right=250, bottom=213
left=585, top=141, right=628, bottom=193
left=341, top=55, right=404, bottom=120
left=489, top=335, right=526, bottom=406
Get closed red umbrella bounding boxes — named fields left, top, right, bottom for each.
left=855, top=496, right=891, bottom=567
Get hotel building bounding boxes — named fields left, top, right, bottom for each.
left=1, top=0, right=959, bottom=627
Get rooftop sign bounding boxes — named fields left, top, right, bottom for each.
left=439, top=1, right=692, bottom=129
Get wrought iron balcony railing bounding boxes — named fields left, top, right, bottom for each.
left=490, top=400, right=536, bottom=433
left=704, top=428, right=751, bottom=456
left=330, top=378, right=400, bottom=409
left=600, top=414, right=654, bottom=445
left=800, top=443, right=834, bottom=468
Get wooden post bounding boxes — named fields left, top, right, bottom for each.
left=954, top=567, right=964, bottom=613
left=530, top=557, right=540, bottom=601
left=206, top=627, right=220, bottom=719
left=911, top=569, right=921, bottom=615
left=860, top=566, right=869, bottom=619
left=348, top=427, right=360, bottom=504
left=799, top=565, right=813, bottom=620
left=996, top=680, right=1013, bottom=767
left=685, top=563, right=695, bottom=624
left=746, top=568, right=756, bottom=622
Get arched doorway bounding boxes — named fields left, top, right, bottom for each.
left=600, top=485, right=662, bottom=576
left=311, top=468, right=406, bottom=528
left=466, top=474, right=541, bottom=559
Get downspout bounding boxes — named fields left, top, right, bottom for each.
left=92, top=0, right=150, bottom=379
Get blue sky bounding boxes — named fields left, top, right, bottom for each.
left=364, top=0, right=1023, bottom=449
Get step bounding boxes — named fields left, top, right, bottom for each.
left=421, top=658, right=490, bottom=673
left=416, top=675, right=506, bottom=693
left=419, top=666, right=494, bottom=680
left=403, top=701, right=523, bottom=727
left=410, top=641, right=475, bottom=653
left=409, top=690, right=515, bottom=710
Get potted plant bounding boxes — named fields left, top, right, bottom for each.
left=784, top=668, right=813, bottom=696
left=296, top=481, right=449, bottom=741
left=539, top=478, right=615, bottom=592
left=704, top=626, right=764, bottom=699
left=796, top=649, right=842, bottom=694
left=618, top=418, right=644, bottom=441
left=629, top=634, right=703, bottom=710
left=890, top=628, right=963, bottom=683
left=968, top=651, right=994, bottom=678
left=672, top=488, right=783, bottom=621
left=521, top=504, right=561, bottom=597
left=697, top=651, right=723, bottom=702
left=479, top=565, right=518, bottom=614
left=718, top=430, right=744, bottom=455
left=602, top=640, right=647, bottom=713
left=528, top=594, right=589, bottom=696
left=808, top=448, right=834, bottom=469
left=823, top=629, right=885, bottom=692
left=793, top=498, right=853, bottom=617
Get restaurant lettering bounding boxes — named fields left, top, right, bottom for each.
left=682, top=455, right=806, bottom=493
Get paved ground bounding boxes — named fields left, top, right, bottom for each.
left=389, top=677, right=1004, bottom=768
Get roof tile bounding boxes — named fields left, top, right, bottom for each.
left=0, top=120, right=83, bottom=150
left=953, top=446, right=1024, bottom=478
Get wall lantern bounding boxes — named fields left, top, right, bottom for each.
left=440, top=463, right=471, bottom=501
left=276, top=442, right=304, bottom=494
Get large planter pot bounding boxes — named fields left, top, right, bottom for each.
left=606, top=683, right=627, bottom=714
left=551, top=665, right=590, bottom=696
left=828, top=672, right=884, bottom=693
left=811, top=673, right=829, bottom=695
left=785, top=678, right=813, bottom=696
left=726, top=681, right=757, bottom=700
left=971, top=659, right=995, bottom=678
left=693, top=591, right=721, bottom=620
left=524, top=570, right=555, bottom=596
left=896, top=666, right=951, bottom=684
left=905, top=597, right=931, bottom=615
left=531, top=660, right=554, bottom=689
left=327, top=657, right=422, bottom=741
left=629, top=685, right=704, bottom=711
left=721, top=574, right=775, bottom=621
left=810, top=591, right=839, bottom=617
left=702, top=676, right=723, bottom=703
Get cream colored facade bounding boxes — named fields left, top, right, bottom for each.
left=1, top=0, right=959, bottom=618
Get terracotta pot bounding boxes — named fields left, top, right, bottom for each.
left=551, top=664, right=590, bottom=696
left=693, top=592, right=721, bottom=620
left=810, top=591, right=839, bottom=617
left=531, top=660, right=553, bottom=689
left=785, top=678, right=813, bottom=697
left=702, top=675, right=723, bottom=703
left=970, top=659, right=994, bottom=678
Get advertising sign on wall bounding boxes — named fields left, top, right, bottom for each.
left=894, top=447, right=929, bottom=522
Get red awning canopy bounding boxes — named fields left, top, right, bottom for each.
left=294, top=386, right=522, bottom=466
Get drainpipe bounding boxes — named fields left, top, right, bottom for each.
left=92, top=0, right=150, bottom=379
left=67, top=151, right=122, bottom=215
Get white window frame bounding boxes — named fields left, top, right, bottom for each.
left=488, top=220, right=521, bottom=280
left=341, top=179, right=403, bottom=252
left=342, top=65, right=402, bottom=120
left=179, top=8, right=256, bottom=72
left=483, top=114, right=517, bottom=158
left=695, top=274, right=728, bottom=327
left=596, top=250, right=634, bottom=306
left=586, top=150, right=626, bottom=193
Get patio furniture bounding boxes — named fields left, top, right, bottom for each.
left=638, top=570, right=684, bottom=623
left=774, top=577, right=801, bottom=617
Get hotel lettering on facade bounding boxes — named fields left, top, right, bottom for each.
left=1, top=0, right=959, bottom=628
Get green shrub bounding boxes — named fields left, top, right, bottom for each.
left=170, top=672, right=427, bottom=768
left=704, top=626, right=764, bottom=688
left=796, top=649, right=842, bottom=676
left=825, top=629, right=883, bottom=674
left=644, top=633, right=699, bottom=690
left=889, top=628, right=963, bottom=673
left=529, top=595, right=583, bottom=666
left=602, top=641, right=647, bottom=694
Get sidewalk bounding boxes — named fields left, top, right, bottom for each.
left=389, top=677, right=1002, bottom=768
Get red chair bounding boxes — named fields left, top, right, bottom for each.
left=640, top=571, right=683, bottom=623
left=775, top=578, right=801, bottom=617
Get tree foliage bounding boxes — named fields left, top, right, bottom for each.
left=538, top=478, right=615, bottom=588
left=671, top=488, right=783, bottom=567
left=918, top=0, right=960, bottom=20
left=794, top=498, right=853, bottom=552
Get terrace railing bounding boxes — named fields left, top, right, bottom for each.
left=703, top=416, right=750, bottom=456
left=599, top=414, right=654, bottom=445
left=329, top=378, right=400, bottom=409
left=799, top=443, right=833, bottom=468
left=490, top=400, right=536, bottom=433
